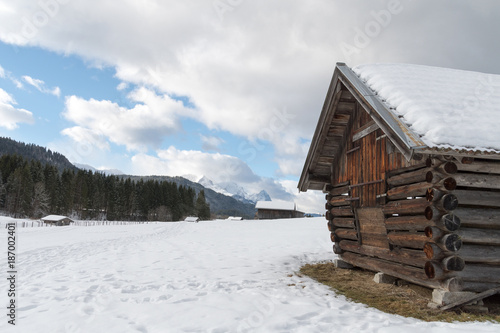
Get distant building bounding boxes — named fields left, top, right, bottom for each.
left=41, top=215, right=73, bottom=226
left=184, top=216, right=200, bottom=223
left=255, top=201, right=304, bottom=220
left=226, top=216, right=243, bottom=221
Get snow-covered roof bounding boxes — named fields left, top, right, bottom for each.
left=226, top=216, right=243, bottom=221
left=41, top=215, right=72, bottom=221
left=255, top=201, right=296, bottom=211
left=184, top=216, right=200, bottom=222
left=353, top=63, right=500, bottom=154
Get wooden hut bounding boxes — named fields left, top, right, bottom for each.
left=298, top=63, right=500, bottom=298
left=255, top=201, right=304, bottom=220
left=41, top=215, right=73, bottom=226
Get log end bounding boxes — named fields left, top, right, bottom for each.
left=442, top=194, right=459, bottom=211
left=443, top=234, right=462, bottom=252
left=423, top=242, right=435, bottom=260
left=425, top=261, right=438, bottom=279
left=444, top=162, right=458, bottom=174
left=426, top=171, right=434, bottom=183
left=443, top=256, right=465, bottom=272
left=443, top=177, right=457, bottom=191
left=441, top=214, right=461, bottom=232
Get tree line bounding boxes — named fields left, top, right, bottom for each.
left=0, top=154, right=211, bottom=221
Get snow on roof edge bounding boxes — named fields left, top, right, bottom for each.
left=351, top=63, right=500, bottom=154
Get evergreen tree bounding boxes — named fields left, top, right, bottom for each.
left=195, top=190, right=211, bottom=220
left=32, top=182, right=49, bottom=218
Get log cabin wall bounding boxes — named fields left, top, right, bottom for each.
left=325, top=89, right=500, bottom=292
left=328, top=151, right=500, bottom=292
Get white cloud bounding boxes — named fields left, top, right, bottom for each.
left=0, top=64, right=4, bottom=78
left=22, top=75, right=61, bottom=97
left=201, top=135, right=224, bottom=152
left=1, top=0, right=499, bottom=182
left=117, top=82, right=128, bottom=91
left=132, top=146, right=260, bottom=183
left=61, top=126, right=110, bottom=151
left=0, top=88, right=34, bottom=129
left=62, top=87, right=192, bottom=151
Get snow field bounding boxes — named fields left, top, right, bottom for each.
left=0, top=217, right=498, bottom=332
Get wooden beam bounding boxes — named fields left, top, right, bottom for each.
left=352, top=120, right=379, bottom=142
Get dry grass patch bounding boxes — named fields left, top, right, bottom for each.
left=300, top=262, right=500, bottom=323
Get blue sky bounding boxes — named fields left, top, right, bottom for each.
left=1, top=0, right=499, bottom=213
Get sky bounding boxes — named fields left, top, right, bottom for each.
left=0, top=0, right=500, bottom=213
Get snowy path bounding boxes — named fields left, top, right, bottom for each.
left=0, top=218, right=499, bottom=332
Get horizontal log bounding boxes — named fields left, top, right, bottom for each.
left=457, top=228, right=500, bottom=246
left=331, top=217, right=355, bottom=229
left=426, top=243, right=500, bottom=265
left=456, top=160, right=500, bottom=174
left=459, top=244, right=500, bottom=264
left=434, top=161, right=458, bottom=175
left=330, top=207, right=354, bottom=217
left=424, top=243, right=456, bottom=260
left=340, top=251, right=443, bottom=290
left=424, top=257, right=465, bottom=280
left=424, top=257, right=466, bottom=279
left=454, top=173, right=500, bottom=190
left=428, top=214, right=461, bottom=232
left=425, top=262, right=500, bottom=283
left=329, top=185, right=350, bottom=197
left=386, top=163, right=427, bottom=179
left=454, top=189, right=500, bottom=208
left=425, top=233, right=462, bottom=253
left=433, top=194, right=459, bottom=211
left=424, top=226, right=447, bottom=241
left=387, top=168, right=428, bottom=187
left=387, top=231, right=428, bottom=249
left=382, top=198, right=429, bottom=215
left=462, top=281, right=500, bottom=293
left=334, top=228, right=358, bottom=241
left=384, top=215, right=430, bottom=231
left=438, top=213, right=461, bottom=231
left=386, top=181, right=430, bottom=201
left=422, top=241, right=500, bottom=264
left=425, top=186, right=457, bottom=203
left=451, top=207, right=500, bottom=229
left=456, top=264, right=500, bottom=283
left=329, top=195, right=352, bottom=207
left=339, top=240, right=427, bottom=268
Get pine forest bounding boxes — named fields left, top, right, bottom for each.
left=0, top=154, right=211, bottom=221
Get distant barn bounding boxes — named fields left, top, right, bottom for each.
left=41, top=215, right=73, bottom=226
left=184, top=216, right=200, bottom=223
left=299, top=62, right=500, bottom=304
left=255, top=201, right=304, bottom=220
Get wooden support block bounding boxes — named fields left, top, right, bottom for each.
left=334, top=259, right=354, bottom=269
left=373, top=272, right=397, bottom=285
left=432, top=289, right=477, bottom=306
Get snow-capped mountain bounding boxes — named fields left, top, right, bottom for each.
left=197, top=176, right=271, bottom=205
left=75, top=163, right=124, bottom=175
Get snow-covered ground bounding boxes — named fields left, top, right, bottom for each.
left=0, top=217, right=498, bottom=333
